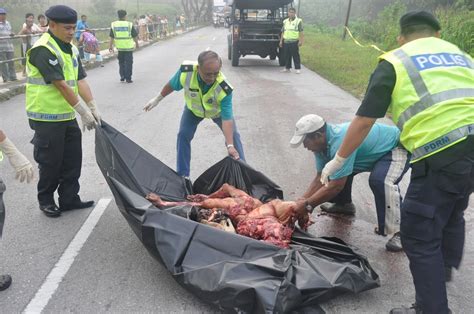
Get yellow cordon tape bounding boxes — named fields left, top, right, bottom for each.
left=345, top=26, right=386, bottom=54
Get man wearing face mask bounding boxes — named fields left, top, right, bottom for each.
left=143, top=50, right=245, bottom=178
left=26, top=5, right=102, bottom=217
left=291, top=114, right=409, bottom=251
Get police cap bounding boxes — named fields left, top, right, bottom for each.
left=45, top=5, right=77, bottom=24
left=399, top=10, right=441, bottom=31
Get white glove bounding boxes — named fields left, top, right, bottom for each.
left=73, top=102, right=96, bottom=131
left=143, top=94, right=164, bottom=112
left=0, top=137, right=34, bottom=183
left=320, top=152, right=347, bottom=186
left=86, top=100, right=102, bottom=126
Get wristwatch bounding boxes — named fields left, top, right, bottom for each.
left=304, top=200, right=314, bottom=213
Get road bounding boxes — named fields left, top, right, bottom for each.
left=0, top=26, right=472, bottom=313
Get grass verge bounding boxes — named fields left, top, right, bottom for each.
left=300, top=27, right=383, bottom=99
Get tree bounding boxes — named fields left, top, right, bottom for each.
left=91, top=0, right=117, bottom=17
left=181, top=0, right=213, bottom=22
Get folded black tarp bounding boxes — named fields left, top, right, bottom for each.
left=95, top=121, right=380, bottom=313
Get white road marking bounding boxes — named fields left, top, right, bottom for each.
left=212, top=36, right=216, bottom=41
left=206, top=46, right=211, bottom=51
left=23, top=198, right=112, bottom=314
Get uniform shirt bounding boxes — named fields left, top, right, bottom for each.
left=315, top=123, right=400, bottom=179
left=281, top=17, right=303, bottom=42
left=29, top=31, right=87, bottom=83
left=109, top=23, right=138, bottom=38
left=169, top=68, right=234, bottom=120
left=0, top=21, right=14, bottom=52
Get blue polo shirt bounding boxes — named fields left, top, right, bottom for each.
left=169, top=68, right=233, bottom=120
left=315, top=123, right=400, bottom=180
left=75, top=20, right=88, bottom=40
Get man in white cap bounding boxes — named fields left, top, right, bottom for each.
left=291, top=114, right=409, bottom=251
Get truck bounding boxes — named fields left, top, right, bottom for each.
left=226, top=0, right=294, bottom=67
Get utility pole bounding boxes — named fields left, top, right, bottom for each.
left=342, top=0, right=352, bottom=40
left=297, top=0, right=302, bottom=13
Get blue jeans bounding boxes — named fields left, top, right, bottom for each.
left=177, top=106, right=245, bottom=177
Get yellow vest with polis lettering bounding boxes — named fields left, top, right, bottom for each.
left=111, top=20, right=135, bottom=51
left=379, top=37, right=474, bottom=162
left=26, top=32, right=79, bottom=122
left=179, top=62, right=232, bottom=119
left=283, top=17, right=302, bottom=41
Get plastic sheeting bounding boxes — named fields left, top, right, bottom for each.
left=95, top=121, right=380, bottom=313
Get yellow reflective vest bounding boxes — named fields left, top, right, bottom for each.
left=380, top=37, right=474, bottom=162
left=179, top=62, right=233, bottom=119
left=111, top=20, right=135, bottom=51
left=26, top=32, right=79, bottom=122
left=283, top=17, right=302, bottom=41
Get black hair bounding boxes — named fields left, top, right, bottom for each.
left=37, top=14, right=45, bottom=20
left=401, top=24, right=437, bottom=37
left=306, top=123, right=327, bottom=139
left=198, top=50, right=222, bottom=67
left=289, top=8, right=296, bottom=12
left=118, top=9, right=127, bottom=19
left=81, top=14, right=87, bottom=18
left=25, top=13, right=34, bottom=19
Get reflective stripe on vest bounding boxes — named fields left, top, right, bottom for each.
left=411, top=124, right=474, bottom=160
left=283, top=18, right=301, bottom=41
left=393, top=49, right=474, bottom=129
left=111, top=21, right=134, bottom=51
left=27, top=77, right=77, bottom=87
left=26, top=112, right=76, bottom=121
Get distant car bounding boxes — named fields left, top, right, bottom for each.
left=227, top=0, right=294, bottom=67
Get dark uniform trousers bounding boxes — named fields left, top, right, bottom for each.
left=29, top=119, right=82, bottom=207
left=400, top=139, right=474, bottom=313
left=0, top=177, right=6, bottom=238
left=118, top=51, right=133, bottom=81
left=283, top=41, right=301, bottom=70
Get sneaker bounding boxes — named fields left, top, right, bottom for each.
left=0, top=274, right=12, bottom=291
left=386, top=232, right=403, bottom=252
left=295, top=69, right=301, bottom=74
left=390, top=304, right=422, bottom=314
left=281, top=68, right=290, bottom=73
left=320, top=202, right=355, bottom=215
left=120, top=78, right=125, bottom=82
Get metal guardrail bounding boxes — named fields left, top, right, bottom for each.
left=0, top=21, right=194, bottom=66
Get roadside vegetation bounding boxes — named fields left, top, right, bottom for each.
left=299, top=0, right=473, bottom=99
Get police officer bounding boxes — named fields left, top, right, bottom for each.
left=143, top=50, right=245, bottom=178
left=279, top=7, right=304, bottom=74
left=320, top=11, right=474, bottom=313
left=109, top=10, right=139, bottom=83
left=26, top=5, right=102, bottom=217
left=0, top=129, right=34, bottom=290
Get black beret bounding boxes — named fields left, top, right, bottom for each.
left=45, top=5, right=77, bottom=24
left=400, top=10, right=441, bottom=31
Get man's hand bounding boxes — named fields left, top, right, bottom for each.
left=227, top=145, right=239, bottom=160
left=0, top=138, right=34, bottom=183
left=86, top=100, right=102, bottom=126
left=73, top=102, right=96, bottom=131
left=143, top=94, right=164, bottom=112
left=279, top=41, right=283, bottom=48
left=320, top=153, right=347, bottom=186
left=298, top=41, right=303, bottom=47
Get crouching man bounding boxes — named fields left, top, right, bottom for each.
left=292, top=114, right=409, bottom=251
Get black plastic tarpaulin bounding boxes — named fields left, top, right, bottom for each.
left=95, top=121, right=380, bottom=313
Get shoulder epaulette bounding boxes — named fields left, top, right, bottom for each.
left=180, top=61, right=196, bottom=72
left=220, top=80, right=233, bottom=95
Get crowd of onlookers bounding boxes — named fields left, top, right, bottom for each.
left=0, top=7, right=189, bottom=84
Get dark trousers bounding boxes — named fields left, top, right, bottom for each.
left=0, top=51, right=18, bottom=81
left=118, top=50, right=133, bottom=81
left=0, top=177, right=5, bottom=238
left=401, top=147, right=474, bottom=313
left=176, top=106, right=245, bottom=177
left=283, top=41, right=301, bottom=70
left=29, top=119, right=83, bottom=207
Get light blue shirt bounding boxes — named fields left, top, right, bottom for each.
left=75, top=20, right=88, bottom=39
left=315, top=123, right=400, bottom=179
left=169, top=68, right=233, bottom=120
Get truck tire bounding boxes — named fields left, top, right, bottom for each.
left=231, top=45, right=239, bottom=67
left=269, top=54, right=276, bottom=60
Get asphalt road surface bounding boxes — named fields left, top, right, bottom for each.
left=0, top=26, right=472, bottom=313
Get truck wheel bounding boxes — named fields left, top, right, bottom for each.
left=231, top=45, right=239, bottom=67
left=270, top=54, right=276, bottom=60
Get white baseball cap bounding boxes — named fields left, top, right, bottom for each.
left=290, top=114, right=325, bottom=148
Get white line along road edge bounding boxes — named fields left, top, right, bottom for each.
left=23, top=198, right=112, bottom=314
